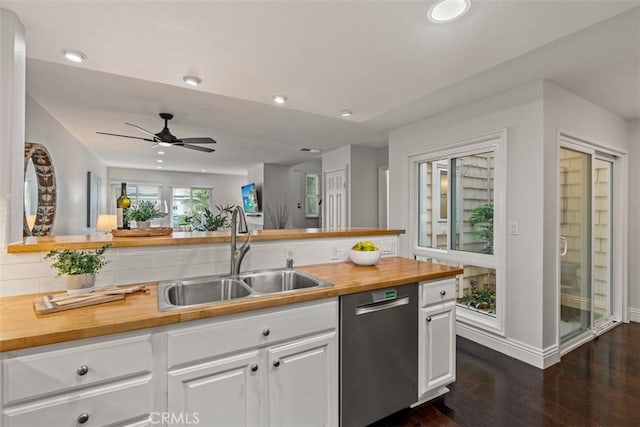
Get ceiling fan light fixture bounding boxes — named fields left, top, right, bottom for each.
left=428, top=0, right=470, bottom=23
left=183, top=75, right=202, bottom=87
left=158, top=142, right=173, bottom=147
left=61, top=48, right=87, bottom=63
left=273, top=94, right=287, bottom=104
left=340, top=110, right=353, bottom=118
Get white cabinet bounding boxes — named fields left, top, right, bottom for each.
left=167, top=299, right=339, bottom=427
left=2, top=334, right=153, bottom=427
left=168, top=350, right=261, bottom=427
left=417, top=279, right=456, bottom=404
left=267, top=332, right=336, bottom=427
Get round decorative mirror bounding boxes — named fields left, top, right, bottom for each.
left=23, top=142, right=56, bottom=236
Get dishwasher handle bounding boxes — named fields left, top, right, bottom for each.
left=355, top=296, right=410, bottom=316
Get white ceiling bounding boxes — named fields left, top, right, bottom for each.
left=3, top=0, right=640, bottom=175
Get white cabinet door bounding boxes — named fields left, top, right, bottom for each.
left=168, top=350, right=261, bottom=427
left=420, top=304, right=456, bottom=395
left=267, top=332, right=338, bottom=427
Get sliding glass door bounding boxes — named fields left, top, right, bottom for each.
left=559, top=146, right=614, bottom=344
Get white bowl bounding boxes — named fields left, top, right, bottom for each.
left=349, top=249, right=381, bottom=266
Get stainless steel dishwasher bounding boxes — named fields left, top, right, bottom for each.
left=340, top=283, right=418, bottom=426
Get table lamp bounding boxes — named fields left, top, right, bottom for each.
left=96, top=214, right=117, bottom=234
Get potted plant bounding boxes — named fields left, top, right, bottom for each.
left=189, top=204, right=235, bottom=231
left=125, top=200, right=167, bottom=229
left=45, top=244, right=111, bottom=294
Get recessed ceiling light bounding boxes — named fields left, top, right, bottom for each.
left=201, top=169, right=206, bottom=172
left=273, top=94, right=287, bottom=104
left=300, top=148, right=321, bottom=153
left=428, top=0, right=470, bottom=23
left=183, top=75, right=202, bottom=87
left=157, top=151, right=165, bottom=155
left=61, top=48, right=87, bottom=63
left=340, top=110, right=353, bottom=118
left=158, top=142, right=172, bottom=147
left=157, top=159, right=163, bottom=163
left=157, top=166, right=163, bottom=169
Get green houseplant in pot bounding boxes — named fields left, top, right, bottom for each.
left=125, top=200, right=167, bottom=229
left=189, top=204, right=235, bottom=231
left=45, top=244, right=111, bottom=294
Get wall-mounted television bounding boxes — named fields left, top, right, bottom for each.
left=241, top=183, right=260, bottom=213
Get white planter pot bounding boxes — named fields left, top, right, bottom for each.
left=136, top=220, right=151, bottom=229
left=66, top=273, right=96, bottom=295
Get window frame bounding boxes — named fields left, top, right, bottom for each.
left=408, top=129, right=507, bottom=335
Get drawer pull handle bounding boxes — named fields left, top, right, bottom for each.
left=440, top=290, right=446, bottom=296
left=250, top=364, right=259, bottom=372
left=273, top=359, right=281, bottom=368
left=427, top=316, right=432, bottom=322
left=262, top=328, right=270, bottom=336
left=77, top=413, right=90, bottom=424
left=76, top=365, right=89, bottom=376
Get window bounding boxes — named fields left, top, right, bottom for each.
left=305, top=174, right=319, bottom=218
left=410, top=130, right=506, bottom=334
left=451, top=152, right=495, bottom=254
left=110, top=183, right=162, bottom=212
left=172, top=187, right=212, bottom=227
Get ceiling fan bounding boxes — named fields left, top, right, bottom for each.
left=97, top=113, right=216, bottom=153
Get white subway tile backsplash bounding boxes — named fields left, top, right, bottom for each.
left=1, top=235, right=398, bottom=296
left=0, top=278, right=40, bottom=297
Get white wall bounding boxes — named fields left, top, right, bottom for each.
left=262, top=164, right=294, bottom=229
left=26, top=95, right=107, bottom=236
left=351, top=145, right=380, bottom=227
left=0, top=9, right=26, bottom=246
left=628, top=119, right=640, bottom=322
left=389, top=82, right=547, bottom=363
left=108, top=167, right=245, bottom=227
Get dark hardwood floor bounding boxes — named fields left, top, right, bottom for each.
left=372, top=322, right=640, bottom=427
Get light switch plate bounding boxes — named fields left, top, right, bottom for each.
left=509, top=221, right=519, bottom=235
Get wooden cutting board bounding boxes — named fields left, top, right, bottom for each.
left=33, top=284, right=148, bottom=314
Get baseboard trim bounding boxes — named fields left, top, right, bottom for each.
left=456, top=323, right=560, bottom=369
left=629, top=307, right=640, bottom=323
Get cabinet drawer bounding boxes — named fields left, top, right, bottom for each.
left=168, top=299, right=337, bottom=367
left=3, top=335, right=152, bottom=404
left=421, top=279, right=456, bottom=307
left=3, top=375, right=152, bottom=427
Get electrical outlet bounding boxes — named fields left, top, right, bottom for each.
left=330, top=247, right=339, bottom=260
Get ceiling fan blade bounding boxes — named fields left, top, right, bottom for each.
left=96, top=131, right=156, bottom=142
left=179, top=137, right=217, bottom=144
left=125, top=122, right=158, bottom=138
left=178, top=143, right=216, bottom=153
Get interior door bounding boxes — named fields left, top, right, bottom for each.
left=324, top=168, right=347, bottom=228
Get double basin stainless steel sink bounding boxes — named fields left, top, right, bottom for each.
left=158, top=269, right=333, bottom=311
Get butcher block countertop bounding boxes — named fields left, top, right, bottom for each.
left=7, top=227, right=404, bottom=253
left=0, top=257, right=462, bottom=352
